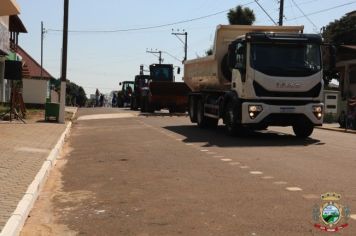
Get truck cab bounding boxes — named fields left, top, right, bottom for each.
left=228, top=33, right=324, bottom=131
left=184, top=25, right=333, bottom=138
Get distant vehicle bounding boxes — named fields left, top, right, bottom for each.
left=184, top=25, right=336, bottom=138
left=130, top=74, right=149, bottom=110
left=117, top=81, right=134, bottom=107
left=140, top=64, right=191, bottom=113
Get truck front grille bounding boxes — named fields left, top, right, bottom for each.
left=253, top=81, right=322, bottom=98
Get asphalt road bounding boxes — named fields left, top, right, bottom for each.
left=22, top=108, right=356, bottom=236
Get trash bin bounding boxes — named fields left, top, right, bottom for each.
left=45, top=102, right=60, bottom=121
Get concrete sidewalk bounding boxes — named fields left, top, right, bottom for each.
left=317, top=123, right=356, bottom=134
left=0, top=107, right=76, bottom=235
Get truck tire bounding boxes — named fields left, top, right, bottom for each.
left=140, top=97, right=147, bottom=112
left=188, top=96, right=197, bottom=122
left=292, top=121, right=314, bottom=138
left=224, top=101, right=241, bottom=136
left=117, top=97, right=124, bottom=108
left=197, top=99, right=218, bottom=128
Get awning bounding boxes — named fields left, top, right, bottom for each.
left=0, top=0, right=20, bottom=16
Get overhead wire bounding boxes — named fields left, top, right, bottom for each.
left=253, top=0, right=278, bottom=25
left=46, top=1, right=255, bottom=33
left=290, top=0, right=318, bottom=32
left=287, top=1, right=356, bottom=21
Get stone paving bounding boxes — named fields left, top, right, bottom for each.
left=0, top=122, right=66, bottom=232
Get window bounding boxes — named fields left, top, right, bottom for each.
left=327, top=95, right=337, bottom=99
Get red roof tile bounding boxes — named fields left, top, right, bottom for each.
left=16, top=45, right=54, bottom=80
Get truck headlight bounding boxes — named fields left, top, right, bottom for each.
left=312, top=105, right=323, bottom=120
left=248, top=105, right=263, bottom=119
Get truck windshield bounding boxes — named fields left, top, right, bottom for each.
left=250, top=43, right=321, bottom=77
left=151, top=67, right=172, bottom=81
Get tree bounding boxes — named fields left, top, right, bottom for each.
left=322, top=12, right=356, bottom=44
left=227, top=5, right=256, bottom=25
left=205, top=5, right=256, bottom=55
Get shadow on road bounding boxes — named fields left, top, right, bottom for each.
left=164, top=125, right=322, bottom=147
left=138, top=112, right=188, bottom=117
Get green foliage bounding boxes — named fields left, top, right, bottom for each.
left=323, top=112, right=337, bottom=123
left=206, top=47, right=213, bottom=56
left=227, top=5, right=256, bottom=25
left=51, top=78, right=87, bottom=107
left=205, top=5, right=256, bottom=56
left=322, top=12, right=356, bottom=44
left=66, top=81, right=87, bottom=107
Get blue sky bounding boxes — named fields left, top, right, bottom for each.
left=16, top=0, right=356, bottom=95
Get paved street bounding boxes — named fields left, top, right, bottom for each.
left=22, top=108, right=356, bottom=235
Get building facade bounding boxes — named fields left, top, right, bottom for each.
left=0, top=0, right=20, bottom=103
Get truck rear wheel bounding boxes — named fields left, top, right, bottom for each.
left=189, top=96, right=197, bottom=122
left=197, top=100, right=218, bottom=128
left=292, top=121, right=314, bottom=138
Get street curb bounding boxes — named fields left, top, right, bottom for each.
left=315, top=126, right=356, bottom=134
left=0, top=121, right=73, bottom=236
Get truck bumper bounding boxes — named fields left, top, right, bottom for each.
left=241, top=102, right=324, bottom=126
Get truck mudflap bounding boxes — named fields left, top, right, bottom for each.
left=149, top=81, right=191, bottom=108
left=240, top=102, right=324, bottom=125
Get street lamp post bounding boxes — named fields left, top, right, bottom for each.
left=59, top=0, right=69, bottom=123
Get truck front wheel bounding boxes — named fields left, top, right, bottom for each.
left=224, top=101, right=241, bottom=136
left=292, top=121, right=314, bottom=138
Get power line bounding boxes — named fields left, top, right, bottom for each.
left=287, top=1, right=356, bottom=21
left=254, top=0, right=278, bottom=25
left=291, top=0, right=318, bottom=31
left=46, top=1, right=255, bottom=33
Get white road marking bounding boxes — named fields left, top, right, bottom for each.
left=229, top=162, right=240, bottom=166
left=78, top=113, right=136, bottom=120
left=240, top=166, right=249, bottom=169
left=286, top=187, right=303, bottom=191
left=274, top=181, right=287, bottom=185
left=200, top=149, right=209, bottom=152
left=302, top=194, right=319, bottom=200
left=221, top=158, right=232, bottom=162
left=16, top=147, right=50, bottom=153
left=261, top=176, right=274, bottom=180
left=350, top=214, right=356, bottom=220
left=249, top=171, right=263, bottom=175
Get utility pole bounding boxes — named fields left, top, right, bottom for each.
left=146, top=49, right=163, bottom=64
left=40, top=21, right=45, bottom=81
left=172, top=29, right=188, bottom=63
left=279, top=0, right=284, bottom=26
left=59, top=0, right=69, bottom=123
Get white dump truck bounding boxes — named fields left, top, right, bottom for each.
left=184, top=25, right=332, bottom=138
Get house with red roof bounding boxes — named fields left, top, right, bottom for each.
left=16, top=45, right=55, bottom=105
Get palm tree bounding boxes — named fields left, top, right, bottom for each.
left=227, top=5, right=256, bottom=25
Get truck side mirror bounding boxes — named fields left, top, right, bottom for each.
left=177, top=67, right=181, bottom=74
